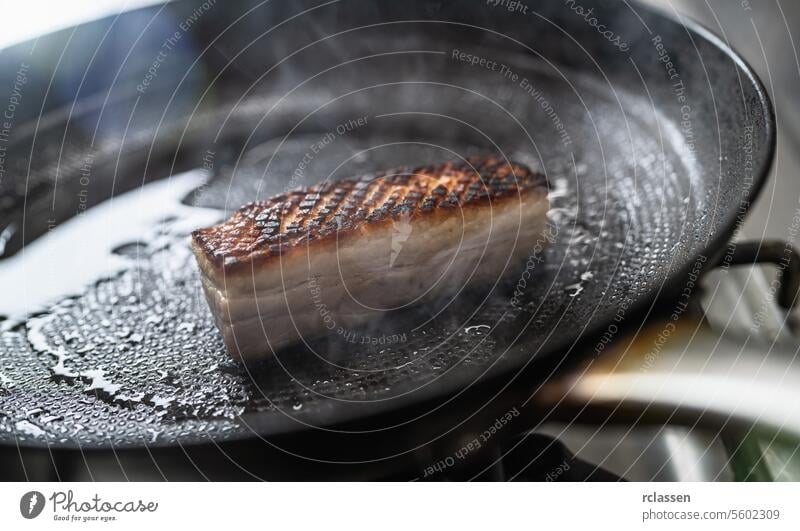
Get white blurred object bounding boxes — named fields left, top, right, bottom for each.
left=0, top=0, right=161, bottom=50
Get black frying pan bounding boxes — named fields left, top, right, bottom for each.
left=0, top=0, right=774, bottom=478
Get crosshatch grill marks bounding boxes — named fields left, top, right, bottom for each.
left=191, top=155, right=549, bottom=275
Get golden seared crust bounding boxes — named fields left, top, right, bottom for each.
left=191, top=155, right=548, bottom=275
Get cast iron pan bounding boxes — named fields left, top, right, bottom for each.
left=0, top=0, right=774, bottom=476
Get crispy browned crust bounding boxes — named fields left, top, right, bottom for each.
left=191, top=155, right=548, bottom=275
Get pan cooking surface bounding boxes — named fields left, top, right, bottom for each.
left=0, top=65, right=693, bottom=448
left=0, top=0, right=772, bottom=451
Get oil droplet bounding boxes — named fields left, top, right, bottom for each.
left=148, top=395, right=175, bottom=410
left=464, top=324, right=491, bottom=336
left=82, top=369, right=122, bottom=396
left=15, top=420, right=45, bottom=438
left=565, top=283, right=584, bottom=297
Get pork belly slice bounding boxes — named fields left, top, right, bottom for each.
left=191, top=155, right=549, bottom=361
